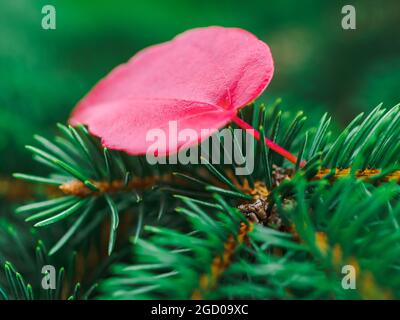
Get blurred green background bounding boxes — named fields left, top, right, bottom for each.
left=0, top=0, right=399, bottom=175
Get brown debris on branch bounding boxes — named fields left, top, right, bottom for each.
left=313, top=168, right=400, bottom=183
left=59, top=174, right=175, bottom=197
left=238, top=166, right=400, bottom=229
left=191, top=222, right=252, bottom=300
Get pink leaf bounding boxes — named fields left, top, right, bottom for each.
left=70, top=26, right=298, bottom=163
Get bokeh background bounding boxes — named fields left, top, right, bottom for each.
left=0, top=0, right=399, bottom=177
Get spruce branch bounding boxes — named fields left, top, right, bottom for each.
left=8, top=100, right=400, bottom=300
left=12, top=124, right=168, bottom=256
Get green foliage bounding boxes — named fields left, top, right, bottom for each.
left=99, top=177, right=400, bottom=299
left=0, top=235, right=92, bottom=300
left=3, top=101, right=400, bottom=299
left=12, top=123, right=168, bottom=256
left=95, top=102, right=400, bottom=300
